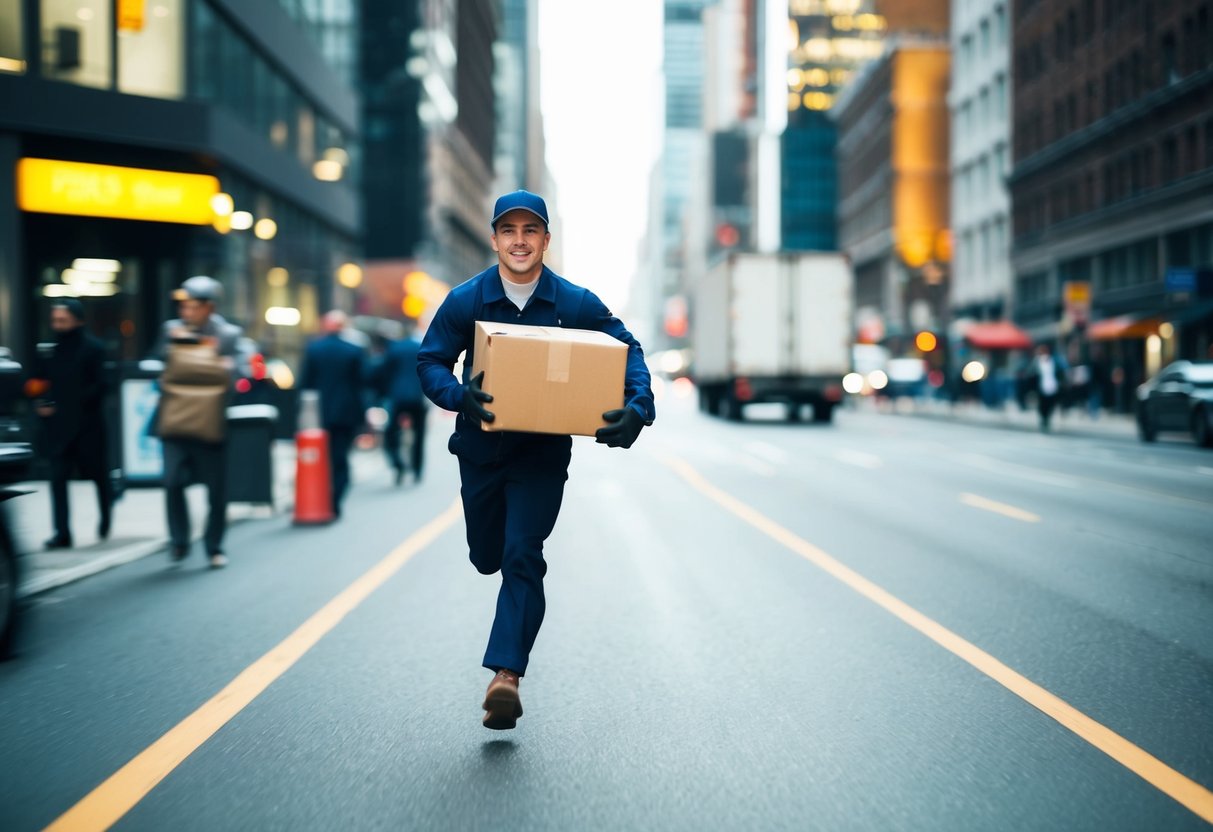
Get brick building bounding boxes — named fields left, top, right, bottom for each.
left=1009, top=0, right=1213, bottom=410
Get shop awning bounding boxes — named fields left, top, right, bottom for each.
left=962, top=320, right=1034, bottom=350
left=1087, top=314, right=1161, bottom=341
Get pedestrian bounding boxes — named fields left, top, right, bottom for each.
left=154, top=276, right=243, bottom=569
left=418, top=190, right=655, bottom=731
left=299, top=310, right=368, bottom=518
left=1032, top=342, right=1066, bottom=432
left=30, top=299, right=113, bottom=549
left=375, top=325, right=429, bottom=486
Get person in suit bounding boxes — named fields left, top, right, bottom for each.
left=375, top=327, right=429, bottom=485
left=300, top=311, right=368, bottom=517
left=154, top=276, right=243, bottom=569
left=31, top=299, right=112, bottom=549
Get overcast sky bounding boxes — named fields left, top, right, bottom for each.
left=537, top=1, right=663, bottom=313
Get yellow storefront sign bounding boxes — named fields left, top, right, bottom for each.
left=17, top=158, right=219, bottom=225
left=118, top=0, right=146, bottom=32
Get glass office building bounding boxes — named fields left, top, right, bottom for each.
left=0, top=0, right=361, bottom=368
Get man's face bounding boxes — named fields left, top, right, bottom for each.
left=491, top=210, right=550, bottom=284
left=50, top=307, right=79, bottom=334
left=179, top=299, right=212, bottom=327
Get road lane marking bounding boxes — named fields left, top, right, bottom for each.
left=736, top=454, right=778, bottom=477
left=744, top=441, right=788, bottom=465
left=833, top=449, right=883, bottom=469
left=956, top=453, right=1080, bottom=489
left=662, top=456, right=1213, bottom=824
left=43, top=501, right=463, bottom=832
left=959, top=493, right=1041, bottom=523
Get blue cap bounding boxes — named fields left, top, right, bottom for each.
left=491, top=190, right=549, bottom=229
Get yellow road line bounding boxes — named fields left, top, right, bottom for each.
left=663, top=455, right=1213, bottom=824
left=959, top=492, right=1042, bottom=523
left=44, top=501, right=463, bottom=832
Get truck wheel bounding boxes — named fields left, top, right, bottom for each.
left=722, top=396, right=743, bottom=422
left=812, top=403, right=834, bottom=424
left=786, top=403, right=802, bottom=423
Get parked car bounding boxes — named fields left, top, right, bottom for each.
left=0, top=348, right=33, bottom=658
left=0, top=443, right=32, bottom=658
left=1136, top=360, right=1213, bottom=447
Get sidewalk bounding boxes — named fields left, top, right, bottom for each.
left=12, top=440, right=299, bottom=597
left=853, top=396, right=1139, bottom=440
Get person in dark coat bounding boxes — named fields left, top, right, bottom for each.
left=300, top=311, right=368, bottom=517
left=375, top=328, right=429, bottom=485
left=31, top=299, right=112, bottom=549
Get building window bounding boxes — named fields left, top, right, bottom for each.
left=980, top=18, right=990, bottom=53
left=118, top=0, right=184, bottom=99
left=995, top=5, right=1006, bottom=44
left=40, top=0, right=112, bottom=89
left=1162, top=135, right=1179, bottom=182
left=0, top=0, right=24, bottom=73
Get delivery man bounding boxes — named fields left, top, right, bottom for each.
left=418, top=190, right=655, bottom=730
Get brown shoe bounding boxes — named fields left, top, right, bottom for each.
left=482, top=670, right=523, bottom=730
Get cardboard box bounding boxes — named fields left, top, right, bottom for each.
left=471, top=320, right=627, bottom=436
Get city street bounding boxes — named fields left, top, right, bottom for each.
left=2, top=393, right=1212, bottom=831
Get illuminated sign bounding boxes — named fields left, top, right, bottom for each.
left=17, top=158, right=219, bottom=225
left=118, top=0, right=146, bottom=32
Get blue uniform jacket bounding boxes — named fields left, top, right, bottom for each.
left=418, top=265, right=656, bottom=466
left=377, top=335, right=427, bottom=407
left=300, top=333, right=368, bottom=429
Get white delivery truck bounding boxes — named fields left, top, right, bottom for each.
left=692, top=251, right=853, bottom=423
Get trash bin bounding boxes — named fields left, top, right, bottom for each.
left=225, top=404, right=278, bottom=506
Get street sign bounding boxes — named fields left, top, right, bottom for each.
left=1063, top=280, right=1091, bottom=325
left=1164, top=268, right=1197, bottom=293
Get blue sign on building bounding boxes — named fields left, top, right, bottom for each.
left=1164, top=267, right=1197, bottom=293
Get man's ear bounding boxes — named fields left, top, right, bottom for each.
left=543, top=232, right=551, bottom=252
left=490, top=233, right=500, bottom=252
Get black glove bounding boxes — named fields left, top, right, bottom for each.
left=595, top=407, right=645, bottom=449
left=462, top=371, right=495, bottom=424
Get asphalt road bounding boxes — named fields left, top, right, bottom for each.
left=2, top=392, right=1211, bottom=831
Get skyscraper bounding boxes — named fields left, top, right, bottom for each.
left=782, top=0, right=886, bottom=251
left=360, top=0, right=498, bottom=312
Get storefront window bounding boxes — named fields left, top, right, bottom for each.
left=41, top=0, right=112, bottom=89
left=0, top=0, right=25, bottom=73
left=118, top=0, right=184, bottom=99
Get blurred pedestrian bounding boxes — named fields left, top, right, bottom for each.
left=300, top=311, right=368, bottom=518
left=418, top=190, right=656, bottom=731
left=1031, top=343, right=1067, bottom=432
left=375, top=325, right=429, bottom=486
left=154, top=276, right=243, bottom=569
left=30, top=299, right=112, bottom=549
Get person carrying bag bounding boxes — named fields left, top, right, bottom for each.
left=152, top=276, right=245, bottom=569
left=159, top=339, right=231, bottom=444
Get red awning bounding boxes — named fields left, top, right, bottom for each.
left=963, top=320, right=1034, bottom=350
left=1086, top=314, right=1161, bottom=341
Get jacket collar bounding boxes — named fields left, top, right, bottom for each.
left=482, top=265, right=557, bottom=306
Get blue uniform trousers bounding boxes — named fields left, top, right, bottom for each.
left=458, top=448, right=569, bottom=676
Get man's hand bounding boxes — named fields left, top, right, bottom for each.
left=462, top=371, right=495, bottom=424
left=595, top=407, right=645, bottom=449
left=36, top=405, right=55, bottom=418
